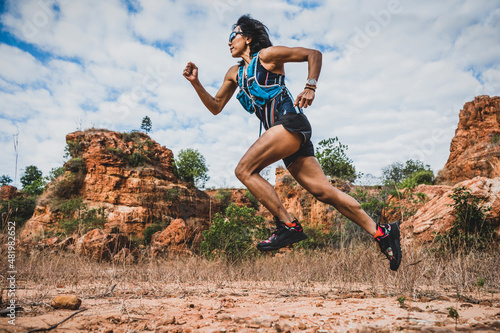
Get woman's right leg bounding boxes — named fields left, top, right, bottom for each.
left=287, top=156, right=378, bottom=235
left=234, top=124, right=303, bottom=224
left=288, top=155, right=402, bottom=271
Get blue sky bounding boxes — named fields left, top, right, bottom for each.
left=1, top=0, right=499, bottom=188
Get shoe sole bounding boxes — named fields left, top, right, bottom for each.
left=257, top=232, right=308, bottom=251
left=389, top=221, right=402, bottom=271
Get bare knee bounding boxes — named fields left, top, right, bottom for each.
left=310, top=187, right=332, bottom=203
left=235, top=162, right=251, bottom=183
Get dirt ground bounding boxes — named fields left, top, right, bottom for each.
left=1, top=282, right=500, bottom=333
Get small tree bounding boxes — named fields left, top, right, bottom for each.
left=315, top=137, right=357, bottom=182
left=436, top=186, right=494, bottom=252
left=382, top=159, right=433, bottom=187
left=141, top=116, right=152, bottom=133
left=174, top=148, right=209, bottom=188
left=0, top=175, right=13, bottom=187
left=46, top=167, right=65, bottom=182
left=20, top=165, right=45, bottom=195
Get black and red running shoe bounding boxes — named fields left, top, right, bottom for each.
left=374, top=221, right=402, bottom=271
left=257, top=218, right=308, bottom=251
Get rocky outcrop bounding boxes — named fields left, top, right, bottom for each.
left=436, top=95, right=500, bottom=185
left=0, top=185, right=18, bottom=201
left=382, top=177, right=500, bottom=245
left=74, top=228, right=131, bottom=261
left=150, top=218, right=194, bottom=256
left=21, top=129, right=221, bottom=257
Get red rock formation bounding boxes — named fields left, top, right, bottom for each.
left=74, top=228, right=131, bottom=261
left=21, top=129, right=220, bottom=256
left=205, top=188, right=259, bottom=209
left=382, top=177, right=500, bottom=245
left=0, top=185, right=18, bottom=201
left=436, top=95, right=500, bottom=185
left=150, top=218, right=194, bottom=256
left=381, top=184, right=452, bottom=224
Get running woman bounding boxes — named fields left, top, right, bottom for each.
left=183, top=15, right=402, bottom=271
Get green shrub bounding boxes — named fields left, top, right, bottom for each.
left=0, top=175, right=13, bottom=186
left=54, top=172, right=85, bottom=198
left=59, top=197, right=83, bottom=216
left=436, top=186, right=494, bottom=252
left=121, top=131, right=142, bottom=143
left=490, top=133, right=500, bottom=145
left=245, top=189, right=260, bottom=210
left=400, top=169, right=434, bottom=189
left=164, top=188, right=179, bottom=201
left=350, top=188, right=389, bottom=223
left=20, top=165, right=45, bottom=195
left=58, top=199, right=107, bottom=236
left=200, top=204, right=266, bottom=261
left=127, top=152, right=148, bottom=167
left=382, top=159, right=433, bottom=187
left=294, top=225, right=338, bottom=250
left=64, top=157, right=86, bottom=173
left=65, top=140, right=82, bottom=159
left=46, top=167, right=65, bottom=182
left=22, top=177, right=46, bottom=196
left=215, top=188, right=232, bottom=211
left=107, top=146, right=149, bottom=168
left=143, top=221, right=168, bottom=245
left=106, top=147, right=125, bottom=159
left=0, top=196, right=37, bottom=227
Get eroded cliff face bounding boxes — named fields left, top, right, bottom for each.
left=17, top=95, right=500, bottom=257
left=21, top=129, right=217, bottom=244
left=436, top=95, right=500, bottom=185
left=382, top=177, right=500, bottom=245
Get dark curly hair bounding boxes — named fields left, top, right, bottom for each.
left=233, top=14, right=272, bottom=59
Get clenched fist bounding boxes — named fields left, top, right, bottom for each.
left=183, top=62, right=198, bottom=82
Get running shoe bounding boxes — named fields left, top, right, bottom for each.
left=257, top=218, right=308, bottom=251
left=374, top=221, right=402, bottom=271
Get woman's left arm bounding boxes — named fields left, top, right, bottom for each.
left=259, top=46, right=322, bottom=109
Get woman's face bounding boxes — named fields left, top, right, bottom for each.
left=228, top=26, right=250, bottom=58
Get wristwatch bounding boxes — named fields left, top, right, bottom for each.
left=306, top=78, right=317, bottom=86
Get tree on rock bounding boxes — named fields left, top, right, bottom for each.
left=20, top=165, right=45, bottom=196
left=315, top=137, right=358, bottom=182
left=174, top=148, right=209, bottom=189
left=141, top=116, right=152, bottom=133
left=382, top=159, right=434, bottom=188
left=0, top=175, right=13, bottom=187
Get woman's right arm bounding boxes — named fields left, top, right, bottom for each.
left=183, top=62, right=238, bottom=115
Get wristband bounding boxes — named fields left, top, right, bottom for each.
left=304, top=86, right=316, bottom=92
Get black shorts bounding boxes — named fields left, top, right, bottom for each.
left=273, top=112, right=315, bottom=168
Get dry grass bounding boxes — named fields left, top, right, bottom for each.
left=5, top=243, right=499, bottom=307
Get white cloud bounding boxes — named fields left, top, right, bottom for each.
left=0, top=44, right=49, bottom=83
left=0, top=0, right=499, bottom=190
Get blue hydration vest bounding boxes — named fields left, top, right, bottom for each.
left=236, top=52, right=285, bottom=114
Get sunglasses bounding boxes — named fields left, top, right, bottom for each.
left=229, top=31, right=244, bottom=42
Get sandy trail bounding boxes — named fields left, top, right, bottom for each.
left=1, top=282, right=499, bottom=332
